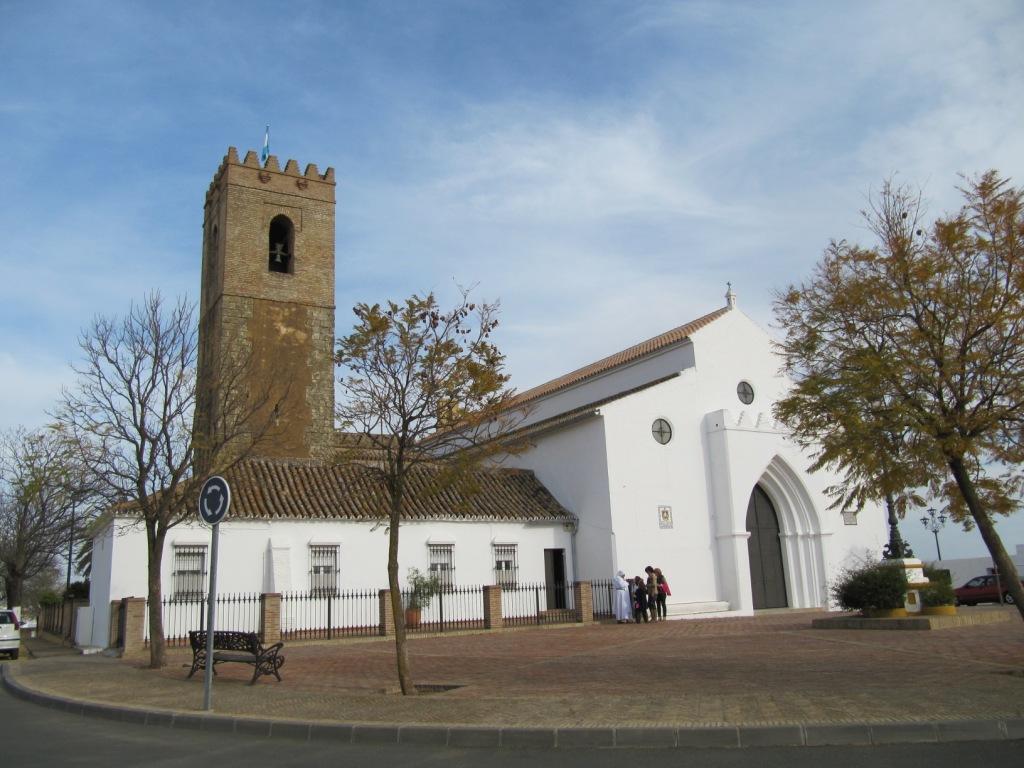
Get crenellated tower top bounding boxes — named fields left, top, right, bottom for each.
left=205, top=146, right=336, bottom=207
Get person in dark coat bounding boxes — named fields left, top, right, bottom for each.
left=645, top=566, right=660, bottom=621
left=632, top=575, right=650, bottom=623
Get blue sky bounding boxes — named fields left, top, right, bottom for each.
left=2, top=0, right=1022, bottom=560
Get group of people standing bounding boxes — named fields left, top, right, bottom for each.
left=612, top=566, right=671, bottom=623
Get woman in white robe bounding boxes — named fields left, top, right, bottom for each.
left=612, top=570, right=631, bottom=623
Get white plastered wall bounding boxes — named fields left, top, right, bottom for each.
left=506, top=416, right=614, bottom=581
left=507, top=306, right=887, bottom=615
left=85, top=514, right=574, bottom=647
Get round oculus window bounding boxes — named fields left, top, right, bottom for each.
left=737, top=381, right=755, bottom=405
left=651, top=418, right=672, bottom=445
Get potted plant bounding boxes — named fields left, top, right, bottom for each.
left=920, top=566, right=957, bottom=615
left=831, top=559, right=908, bottom=618
left=404, top=567, right=441, bottom=629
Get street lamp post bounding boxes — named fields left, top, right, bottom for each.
left=882, top=499, right=913, bottom=560
left=920, top=507, right=947, bottom=561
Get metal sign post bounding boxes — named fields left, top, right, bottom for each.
left=198, top=476, right=230, bottom=712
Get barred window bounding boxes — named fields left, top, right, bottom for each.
left=310, top=545, right=339, bottom=596
left=493, top=544, right=518, bottom=588
left=428, top=544, right=454, bottom=590
left=173, top=546, right=207, bottom=599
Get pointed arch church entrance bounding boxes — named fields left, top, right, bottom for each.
left=746, top=485, right=788, bottom=609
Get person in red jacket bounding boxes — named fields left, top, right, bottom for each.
left=654, top=567, right=671, bottom=620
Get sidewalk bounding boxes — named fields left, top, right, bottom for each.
left=4, top=607, right=1024, bottom=748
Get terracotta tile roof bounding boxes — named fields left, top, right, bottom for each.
left=505, top=373, right=681, bottom=441
left=221, top=458, right=574, bottom=523
left=510, top=305, right=730, bottom=407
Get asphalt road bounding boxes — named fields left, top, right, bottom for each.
left=2, top=684, right=1021, bottom=767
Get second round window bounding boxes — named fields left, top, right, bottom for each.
left=651, top=418, right=672, bottom=445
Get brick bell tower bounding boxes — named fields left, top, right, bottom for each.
left=195, top=147, right=336, bottom=462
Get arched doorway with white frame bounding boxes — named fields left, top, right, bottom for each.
left=749, top=455, right=829, bottom=609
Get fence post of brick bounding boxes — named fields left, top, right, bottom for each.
left=108, top=600, right=121, bottom=648
left=260, top=593, right=282, bottom=644
left=483, top=585, right=503, bottom=629
left=62, top=599, right=74, bottom=641
left=574, top=581, right=593, bottom=624
left=121, top=597, right=147, bottom=656
left=378, top=589, right=395, bottom=636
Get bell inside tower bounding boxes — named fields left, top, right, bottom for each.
left=268, top=214, right=294, bottom=273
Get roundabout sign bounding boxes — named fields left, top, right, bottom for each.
left=197, top=475, right=231, bottom=711
left=198, top=476, right=230, bottom=525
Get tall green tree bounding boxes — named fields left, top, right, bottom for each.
left=774, top=171, right=1024, bottom=619
left=336, top=290, right=524, bottom=694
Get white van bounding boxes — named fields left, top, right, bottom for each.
left=0, top=610, right=21, bottom=660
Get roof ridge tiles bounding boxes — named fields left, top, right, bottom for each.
left=510, top=305, right=730, bottom=407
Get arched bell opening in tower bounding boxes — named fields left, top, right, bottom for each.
left=268, top=215, right=294, bottom=273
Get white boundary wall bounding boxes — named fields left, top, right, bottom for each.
left=931, top=544, right=1024, bottom=589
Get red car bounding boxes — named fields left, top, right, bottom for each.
left=954, top=574, right=1021, bottom=606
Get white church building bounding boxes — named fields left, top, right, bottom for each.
left=79, top=148, right=884, bottom=648
left=500, top=289, right=883, bottom=613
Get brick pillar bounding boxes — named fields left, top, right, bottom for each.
left=62, top=600, right=74, bottom=640
left=260, top=593, right=282, bottom=644
left=574, top=581, right=593, bottom=624
left=483, top=585, right=503, bottom=629
left=121, top=597, right=147, bottom=656
left=378, top=589, right=395, bottom=636
left=108, top=601, right=121, bottom=648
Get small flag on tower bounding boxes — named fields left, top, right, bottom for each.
left=260, top=125, right=270, bottom=163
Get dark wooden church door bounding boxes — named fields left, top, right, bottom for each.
left=746, top=485, right=789, bottom=609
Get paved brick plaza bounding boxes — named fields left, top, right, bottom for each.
left=13, top=607, right=1024, bottom=728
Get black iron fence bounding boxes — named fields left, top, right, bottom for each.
left=501, top=582, right=576, bottom=627
left=145, top=593, right=260, bottom=647
left=402, top=584, right=486, bottom=633
left=132, top=580, right=590, bottom=648
left=281, top=589, right=379, bottom=641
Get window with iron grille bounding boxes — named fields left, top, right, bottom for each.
left=428, top=544, right=454, bottom=589
left=493, top=544, right=518, bottom=588
left=172, top=545, right=207, bottom=599
left=309, top=545, right=339, bottom=596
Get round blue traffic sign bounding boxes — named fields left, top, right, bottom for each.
left=198, top=476, right=231, bottom=525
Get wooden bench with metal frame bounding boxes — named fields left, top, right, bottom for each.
left=187, top=630, right=285, bottom=685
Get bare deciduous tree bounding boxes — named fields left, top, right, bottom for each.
left=55, top=292, right=281, bottom=667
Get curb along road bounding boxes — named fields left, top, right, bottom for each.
left=3, top=664, right=1022, bottom=750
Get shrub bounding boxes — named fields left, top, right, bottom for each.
left=920, top=580, right=955, bottom=607
left=923, top=566, right=951, bottom=585
left=921, top=566, right=955, bottom=606
left=831, top=560, right=907, bottom=611
left=38, top=590, right=62, bottom=607
left=64, top=580, right=90, bottom=600
left=406, top=567, right=441, bottom=610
